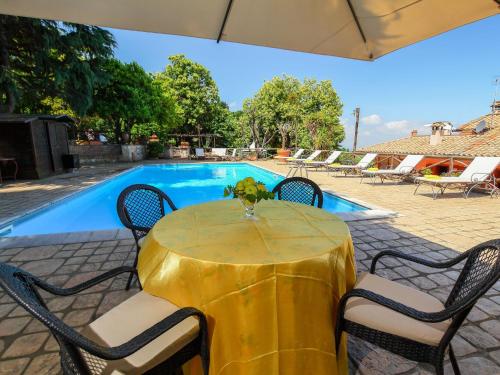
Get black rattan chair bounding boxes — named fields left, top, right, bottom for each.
left=272, top=177, right=323, bottom=208
left=335, top=239, right=500, bottom=375
left=117, top=184, right=177, bottom=290
left=0, top=262, right=209, bottom=375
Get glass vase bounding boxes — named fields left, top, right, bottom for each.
left=239, top=198, right=256, bottom=219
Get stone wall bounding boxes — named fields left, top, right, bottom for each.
left=68, top=144, right=122, bottom=164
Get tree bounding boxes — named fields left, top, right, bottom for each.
left=241, top=98, right=277, bottom=148
left=0, top=15, right=115, bottom=115
left=299, top=79, right=344, bottom=149
left=252, top=75, right=302, bottom=149
left=156, top=54, right=224, bottom=144
left=209, top=104, right=250, bottom=147
left=240, top=75, right=344, bottom=150
left=91, top=59, right=179, bottom=143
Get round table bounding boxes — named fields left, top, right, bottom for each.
left=138, top=199, right=356, bottom=375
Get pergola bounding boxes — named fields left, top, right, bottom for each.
left=166, top=133, right=222, bottom=147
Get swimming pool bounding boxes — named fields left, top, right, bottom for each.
left=1, top=163, right=367, bottom=237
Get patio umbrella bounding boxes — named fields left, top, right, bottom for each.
left=0, top=0, right=498, bottom=60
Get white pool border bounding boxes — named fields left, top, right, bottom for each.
left=0, top=161, right=396, bottom=248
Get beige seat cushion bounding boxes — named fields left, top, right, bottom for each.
left=137, top=237, right=145, bottom=247
left=344, top=272, right=450, bottom=346
left=81, top=291, right=199, bottom=375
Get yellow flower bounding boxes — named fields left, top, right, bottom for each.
left=257, top=183, right=267, bottom=192
left=235, top=181, right=245, bottom=191
left=243, top=177, right=255, bottom=186
left=245, top=185, right=257, bottom=195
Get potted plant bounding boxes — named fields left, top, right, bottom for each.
left=277, top=149, right=291, bottom=158
left=224, top=177, right=275, bottom=219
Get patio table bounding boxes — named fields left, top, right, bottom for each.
left=137, top=199, right=356, bottom=375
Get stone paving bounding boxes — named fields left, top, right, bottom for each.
left=0, top=159, right=498, bottom=374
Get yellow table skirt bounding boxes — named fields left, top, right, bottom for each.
left=138, top=199, right=356, bottom=375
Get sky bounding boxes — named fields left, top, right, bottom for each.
left=110, top=15, right=499, bottom=149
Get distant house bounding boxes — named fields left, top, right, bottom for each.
left=358, top=102, right=500, bottom=177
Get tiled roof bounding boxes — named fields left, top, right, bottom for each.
left=359, top=113, right=500, bottom=157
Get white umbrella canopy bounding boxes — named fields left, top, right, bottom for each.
left=0, top=0, right=498, bottom=60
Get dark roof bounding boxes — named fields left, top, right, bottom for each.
left=0, top=114, right=75, bottom=124
left=358, top=112, right=500, bottom=157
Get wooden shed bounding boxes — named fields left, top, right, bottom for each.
left=0, top=114, right=75, bottom=179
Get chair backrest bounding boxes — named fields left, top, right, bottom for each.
left=0, top=262, right=92, bottom=374
left=117, top=184, right=177, bottom=242
left=290, top=149, right=304, bottom=158
left=394, top=154, right=424, bottom=173
left=456, top=157, right=500, bottom=181
left=357, top=153, right=378, bottom=168
left=305, top=150, right=322, bottom=161
left=445, top=239, right=500, bottom=311
left=272, top=177, right=323, bottom=208
left=324, top=150, right=342, bottom=164
left=195, top=148, right=205, bottom=157
left=249, top=142, right=256, bottom=150
left=212, top=148, right=227, bottom=157
left=231, top=148, right=237, bottom=157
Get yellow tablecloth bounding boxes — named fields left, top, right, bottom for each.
left=138, top=199, right=356, bottom=375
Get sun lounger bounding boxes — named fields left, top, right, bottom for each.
left=228, top=148, right=238, bottom=160
left=193, top=148, right=205, bottom=160
left=287, top=150, right=322, bottom=177
left=304, top=150, right=342, bottom=170
left=274, top=148, right=305, bottom=163
left=211, top=148, right=228, bottom=160
left=361, top=154, right=424, bottom=183
left=328, top=153, right=377, bottom=175
left=414, top=156, right=500, bottom=199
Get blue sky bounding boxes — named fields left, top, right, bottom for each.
left=110, top=15, right=499, bottom=148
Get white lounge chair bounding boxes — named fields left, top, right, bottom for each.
left=211, top=148, right=228, bottom=160
left=328, top=153, right=377, bottom=175
left=361, top=154, right=424, bottom=183
left=304, top=150, right=342, bottom=169
left=274, top=148, right=305, bottom=163
left=228, top=148, right=238, bottom=160
left=414, top=156, right=500, bottom=199
left=193, top=148, right=205, bottom=160
left=287, top=150, right=323, bottom=177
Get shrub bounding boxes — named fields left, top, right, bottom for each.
left=147, top=142, right=164, bottom=158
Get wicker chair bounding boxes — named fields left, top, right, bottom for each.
left=272, top=177, right=323, bottom=208
left=0, top=262, right=209, bottom=375
left=335, top=239, right=500, bottom=375
left=117, top=184, right=177, bottom=290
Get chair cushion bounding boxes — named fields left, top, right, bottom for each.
left=81, top=291, right=199, bottom=375
left=137, top=237, right=145, bottom=248
left=344, top=272, right=450, bottom=346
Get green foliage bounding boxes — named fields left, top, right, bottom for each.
left=209, top=106, right=250, bottom=147
left=156, top=54, right=224, bottom=137
left=299, top=79, right=344, bottom=149
left=0, top=15, right=115, bottom=115
left=223, top=177, right=274, bottom=205
left=147, top=142, right=164, bottom=158
left=91, top=59, right=180, bottom=143
left=241, top=75, right=344, bottom=150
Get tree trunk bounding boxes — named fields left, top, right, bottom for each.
left=114, top=119, right=121, bottom=144
left=0, top=20, right=15, bottom=113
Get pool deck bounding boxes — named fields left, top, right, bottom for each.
left=0, top=160, right=499, bottom=374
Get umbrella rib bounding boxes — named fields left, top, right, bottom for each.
left=346, top=0, right=372, bottom=59
left=217, top=0, right=234, bottom=43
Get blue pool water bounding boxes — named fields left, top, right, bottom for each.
left=1, top=163, right=366, bottom=237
